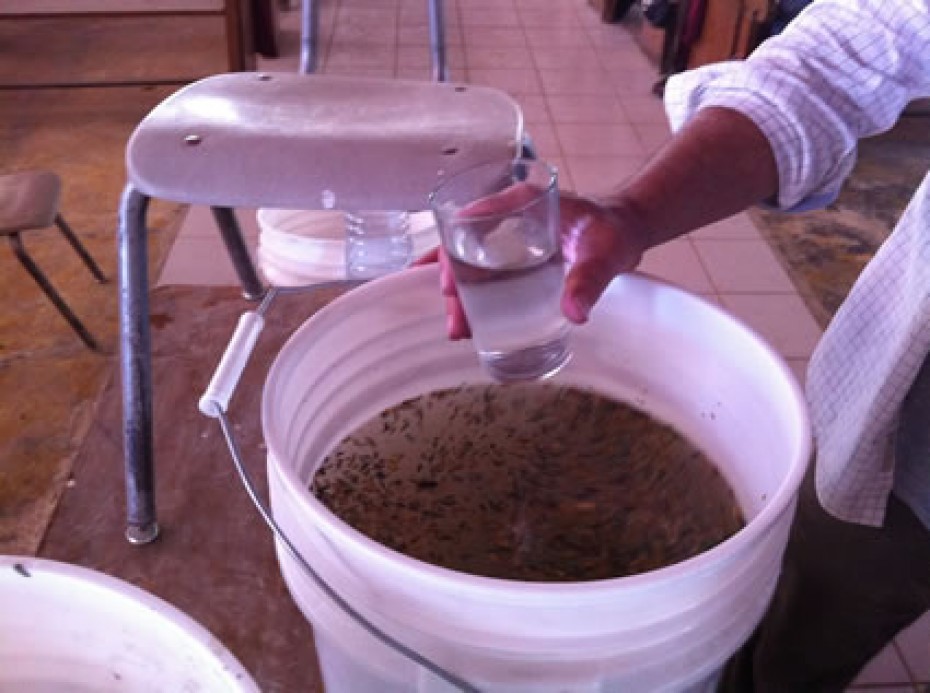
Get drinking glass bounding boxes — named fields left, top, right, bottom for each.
left=429, top=158, right=571, bottom=382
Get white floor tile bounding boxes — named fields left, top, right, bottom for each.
left=850, top=639, right=913, bottom=686
left=620, top=93, right=670, bottom=124
left=695, top=238, right=798, bottom=293
left=690, top=213, right=764, bottom=241
left=556, top=122, right=644, bottom=157
left=606, top=61, right=664, bottom=95
left=336, top=6, right=398, bottom=26
left=514, top=94, right=552, bottom=125
left=457, top=0, right=516, bottom=8
left=397, top=65, right=467, bottom=81
left=585, top=24, right=639, bottom=49
left=564, top=155, right=647, bottom=195
left=461, top=26, right=529, bottom=47
left=637, top=238, right=715, bottom=294
left=325, top=45, right=397, bottom=70
left=463, top=44, right=532, bottom=70
left=596, top=42, right=659, bottom=73
left=323, top=64, right=397, bottom=78
left=718, top=293, right=823, bottom=360
left=157, top=236, right=256, bottom=287
left=467, top=68, right=542, bottom=96
left=530, top=46, right=603, bottom=71
left=332, top=18, right=397, bottom=46
left=524, top=26, right=593, bottom=49
left=539, top=68, right=617, bottom=95
left=398, top=23, right=440, bottom=45
left=518, top=6, right=582, bottom=28
left=399, top=43, right=465, bottom=69
left=522, top=122, right=561, bottom=160
left=633, top=122, right=672, bottom=156
left=546, top=93, right=629, bottom=123
left=459, top=5, right=521, bottom=26
left=896, top=610, right=930, bottom=682
left=175, top=206, right=261, bottom=241
left=399, top=1, right=432, bottom=24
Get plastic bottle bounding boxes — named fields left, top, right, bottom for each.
left=344, top=211, right=413, bottom=279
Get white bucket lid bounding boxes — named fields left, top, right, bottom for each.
left=255, top=208, right=439, bottom=286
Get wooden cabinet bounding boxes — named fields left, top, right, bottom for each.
left=685, top=0, right=774, bottom=69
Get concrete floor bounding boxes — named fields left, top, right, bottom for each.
left=0, top=83, right=187, bottom=555
left=0, top=10, right=322, bottom=690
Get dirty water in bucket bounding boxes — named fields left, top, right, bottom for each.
left=310, top=382, right=744, bottom=582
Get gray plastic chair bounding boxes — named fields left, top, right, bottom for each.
left=117, top=71, right=524, bottom=543
left=1, top=170, right=107, bottom=350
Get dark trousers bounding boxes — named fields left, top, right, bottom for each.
left=719, top=467, right=930, bottom=691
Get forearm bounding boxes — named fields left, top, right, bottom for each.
left=600, top=106, right=779, bottom=251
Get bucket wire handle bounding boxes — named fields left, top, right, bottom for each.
left=199, top=284, right=479, bottom=693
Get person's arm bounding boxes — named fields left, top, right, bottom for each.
left=438, top=0, right=930, bottom=338
left=427, top=105, right=778, bottom=338
left=665, top=0, right=930, bottom=211
left=561, top=105, right=778, bottom=323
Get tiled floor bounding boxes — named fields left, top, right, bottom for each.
left=156, top=0, right=929, bottom=688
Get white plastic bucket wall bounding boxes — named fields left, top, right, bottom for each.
left=256, top=208, right=439, bottom=285
left=0, top=556, right=259, bottom=692
left=262, top=266, right=811, bottom=692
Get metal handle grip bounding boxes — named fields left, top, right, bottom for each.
left=199, top=311, right=265, bottom=417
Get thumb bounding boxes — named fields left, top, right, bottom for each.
left=562, top=258, right=619, bottom=324
left=559, top=202, right=645, bottom=323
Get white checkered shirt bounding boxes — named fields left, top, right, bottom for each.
left=664, top=0, right=930, bottom=526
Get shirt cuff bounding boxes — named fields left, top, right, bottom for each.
left=663, top=63, right=849, bottom=212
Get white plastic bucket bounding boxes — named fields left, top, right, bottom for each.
left=262, top=266, right=811, bottom=692
left=255, top=208, right=439, bottom=285
left=0, top=556, right=259, bottom=692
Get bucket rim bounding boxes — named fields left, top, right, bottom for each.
left=0, top=554, right=260, bottom=690
left=262, top=265, right=813, bottom=597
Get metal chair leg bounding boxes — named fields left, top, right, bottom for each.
left=299, top=0, right=319, bottom=74
left=117, top=200, right=262, bottom=546
left=210, top=207, right=266, bottom=301
left=54, top=213, right=107, bottom=283
left=299, top=0, right=445, bottom=79
left=8, top=232, right=100, bottom=351
left=428, top=0, right=448, bottom=82
left=118, top=185, right=159, bottom=545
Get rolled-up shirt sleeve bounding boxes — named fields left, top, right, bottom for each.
left=664, top=0, right=930, bottom=211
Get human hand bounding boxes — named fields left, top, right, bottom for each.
left=417, top=187, right=651, bottom=339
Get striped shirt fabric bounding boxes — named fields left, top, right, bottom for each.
left=663, top=0, right=930, bottom=527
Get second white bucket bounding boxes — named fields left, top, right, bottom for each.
left=262, top=265, right=811, bottom=692
left=255, top=208, right=439, bottom=285
left=0, top=556, right=259, bottom=692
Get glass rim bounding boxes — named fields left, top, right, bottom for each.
left=428, top=157, right=558, bottom=221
